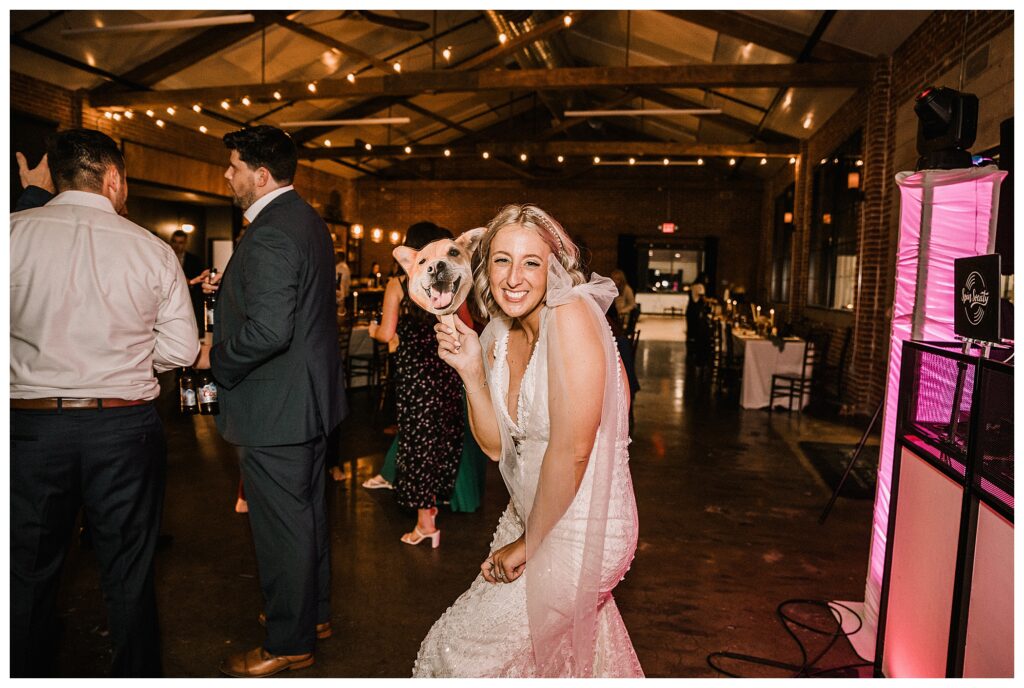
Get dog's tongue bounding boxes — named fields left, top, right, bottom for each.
left=429, top=286, right=454, bottom=309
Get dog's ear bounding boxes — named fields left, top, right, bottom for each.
left=392, top=246, right=419, bottom=276
left=455, top=227, right=486, bottom=256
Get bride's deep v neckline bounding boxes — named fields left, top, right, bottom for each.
left=499, top=313, right=546, bottom=433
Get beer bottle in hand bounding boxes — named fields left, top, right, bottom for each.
left=179, top=367, right=199, bottom=415
left=197, top=370, right=220, bottom=415
left=204, top=268, right=218, bottom=334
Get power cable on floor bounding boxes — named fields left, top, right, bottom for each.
left=707, top=599, right=874, bottom=678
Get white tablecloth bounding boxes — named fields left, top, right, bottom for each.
left=732, top=330, right=808, bottom=409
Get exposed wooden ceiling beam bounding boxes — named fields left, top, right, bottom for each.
left=91, top=61, right=876, bottom=108
left=298, top=140, right=797, bottom=160
left=633, top=87, right=797, bottom=143
left=457, top=10, right=590, bottom=71
left=660, top=10, right=871, bottom=63
left=275, top=17, right=392, bottom=74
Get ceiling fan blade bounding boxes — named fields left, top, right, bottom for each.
left=357, top=10, right=429, bottom=32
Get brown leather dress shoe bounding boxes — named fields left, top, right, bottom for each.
left=257, top=612, right=333, bottom=639
left=220, top=646, right=314, bottom=678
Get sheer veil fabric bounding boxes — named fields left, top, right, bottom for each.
left=472, top=256, right=641, bottom=676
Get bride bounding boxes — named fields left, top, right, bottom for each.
left=413, top=204, right=643, bottom=678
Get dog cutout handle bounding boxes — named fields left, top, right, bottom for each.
left=438, top=313, right=460, bottom=347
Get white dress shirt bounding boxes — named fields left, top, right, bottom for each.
left=10, top=190, right=200, bottom=400
left=243, top=185, right=294, bottom=224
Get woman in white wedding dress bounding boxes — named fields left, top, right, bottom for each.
left=413, top=204, right=643, bottom=678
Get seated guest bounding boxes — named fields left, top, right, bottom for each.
left=611, top=269, right=637, bottom=328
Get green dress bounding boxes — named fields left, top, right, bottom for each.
left=381, top=394, right=487, bottom=513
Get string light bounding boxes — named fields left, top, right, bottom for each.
left=123, top=110, right=134, bottom=119
left=166, top=106, right=176, bottom=116
left=663, top=158, right=670, bottom=166
left=370, top=227, right=383, bottom=243
left=199, top=125, right=208, bottom=133
left=442, top=46, right=452, bottom=62
left=697, top=158, right=704, bottom=165
left=241, top=96, right=251, bottom=106
left=444, top=148, right=451, bottom=157
left=350, top=224, right=363, bottom=239
left=729, top=158, right=736, bottom=166
left=520, top=152, right=528, bottom=162
left=324, top=139, right=331, bottom=147
left=760, top=157, right=768, bottom=165
left=307, top=82, right=317, bottom=93
left=482, top=151, right=490, bottom=159
left=156, top=119, right=165, bottom=128
left=629, top=157, right=636, bottom=165
left=104, top=111, right=113, bottom=119
left=392, top=62, right=402, bottom=73
left=346, top=73, right=356, bottom=83
left=498, top=32, right=508, bottom=45
left=564, top=15, right=573, bottom=27
left=221, top=100, right=230, bottom=110
left=404, top=146, right=412, bottom=154
left=789, top=156, right=796, bottom=164
left=557, top=155, right=564, bottom=163
left=856, top=159, right=864, bottom=167
left=273, top=91, right=282, bottom=100
left=364, top=142, right=372, bottom=151
left=389, top=230, right=401, bottom=244
left=145, top=109, right=155, bottom=117
left=192, top=104, right=202, bottom=113
left=112, top=112, right=122, bottom=121
left=593, top=156, right=601, bottom=164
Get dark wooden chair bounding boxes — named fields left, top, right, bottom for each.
left=624, top=304, right=641, bottom=338
left=715, top=323, right=744, bottom=395
left=815, top=326, right=853, bottom=410
left=768, top=335, right=825, bottom=412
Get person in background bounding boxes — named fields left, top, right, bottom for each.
left=367, top=222, right=464, bottom=545
left=169, top=229, right=206, bottom=331
left=685, top=282, right=712, bottom=367
left=610, top=268, right=637, bottom=330
left=367, top=261, right=382, bottom=287
left=196, top=125, right=347, bottom=678
left=11, top=129, right=199, bottom=677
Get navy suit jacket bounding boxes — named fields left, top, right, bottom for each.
left=210, top=189, right=347, bottom=446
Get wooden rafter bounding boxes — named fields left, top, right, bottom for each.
left=456, top=10, right=590, bottom=71
left=275, top=17, right=393, bottom=74
left=660, top=10, right=871, bottom=63
left=298, top=140, right=797, bottom=160
left=89, top=62, right=877, bottom=108
left=633, top=88, right=797, bottom=143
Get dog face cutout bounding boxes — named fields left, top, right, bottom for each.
left=393, top=227, right=485, bottom=316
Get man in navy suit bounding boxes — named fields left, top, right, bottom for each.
left=195, top=125, right=347, bottom=677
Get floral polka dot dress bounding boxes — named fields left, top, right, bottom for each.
left=393, top=278, right=464, bottom=510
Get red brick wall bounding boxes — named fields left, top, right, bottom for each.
left=11, top=71, right=351, bottom=212
left=346, top=178, right=764, bottom=287
left=757, top=11, right=1013, bottom=416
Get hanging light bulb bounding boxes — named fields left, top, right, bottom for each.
left=112, top=112, right=122, bottom=121
left=593, top=156, right=601, bottom=164
left=729, top=158, right=736, bottom=166
left=388, top=230, right=401, bottom=244
left=697, top=158, right=705, bottom=165
left=370, top=227, right=383, bottom=243
left=221, top=100, right=230, bottom=110
left=192, top=104, right=202, bottom=113
left=482, top=151, right=490, bottom=159
left=442, top=46, right=452, bottom=62
left=350, top=224, right=363, bottom=239
left=156, top=119, right=165, bottom=128
left=241, top=96, right=251, bottom=106
left=663, top=158, right=670, bottom=166
left=123, top=110, right=134, bottom=119
left=557, top=155, right=564, bottom=163
left=307, top=82, right=317, bottom=93
left=498, top=32, right=508, bottom=45
left=564, top=14, right=573, bottom=27
left=346, top=73, right=356, bottom=84
left=392, top=62, right=402, bottom=73
left=273, top=91, right=282, bottom=100
left=629, top=157, right=636, bottom=165
left=789, top=156, right=796, bottom=164
left=324, top=139, right=332, bottom=147
left=760, top=157, right=768, bottom=165
left=443, top=148, right=451, bottom=157
left=519, top=152, right=527, bottom=162
left=199, top=125, right=208, bottom=133
left=364, top=142, right=373, bottom=151
left=104, top=111, right=113, bottom=119
left=166, top=106, right=176, bottom=116
left=404, top=146, right=412, bottom=154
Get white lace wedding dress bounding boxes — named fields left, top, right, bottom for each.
left=413, top=288, right=643, bottom=678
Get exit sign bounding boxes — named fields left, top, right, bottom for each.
left=660, top=222, right=677, bottom=234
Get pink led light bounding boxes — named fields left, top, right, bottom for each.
left=862, top=166, right=1006, bottom=662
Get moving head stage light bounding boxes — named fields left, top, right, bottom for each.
left=914, top=85, right=979, bottom=171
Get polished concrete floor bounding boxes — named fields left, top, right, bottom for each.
left=50, top=319, right=877, bottom=678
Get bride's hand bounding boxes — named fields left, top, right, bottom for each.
left=482, top=536, right=526, bottom=584
left=435, top=317, right=481, bottom=378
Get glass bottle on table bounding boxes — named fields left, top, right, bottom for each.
left=178, top=367, right=199, bottom=415
left=197, top=370, right=220, bottom=415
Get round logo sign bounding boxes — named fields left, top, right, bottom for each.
left=961, top=271, right=990, bottom=326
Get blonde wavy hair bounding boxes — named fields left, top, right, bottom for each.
left=472, top=204, right=586, bottom=318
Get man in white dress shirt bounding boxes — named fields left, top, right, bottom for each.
left=10, top=128, right=199, bottom=677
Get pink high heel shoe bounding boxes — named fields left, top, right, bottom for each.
left=400, top=526, right=440, bottom=548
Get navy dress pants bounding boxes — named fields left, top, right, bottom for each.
left=10, top=404, right=166, bottom=677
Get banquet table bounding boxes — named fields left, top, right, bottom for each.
left=731, top=329, right=809, bottom=410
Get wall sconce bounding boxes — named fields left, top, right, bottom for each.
left=388, top=230, right=401, bottom=245
left=350, top=223, right=364, bottom=239
left=181, top=223, right=196, bottom=234
left=370, top=227, right=383, bottom=243
left=847, top=171, right=861, bottom=189
left=783, top=212, right=793, bottom=224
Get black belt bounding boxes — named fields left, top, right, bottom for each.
left=10, top=397, right=153, bottom=410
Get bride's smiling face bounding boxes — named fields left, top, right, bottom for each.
left=488, top=224, right=552, bottom=322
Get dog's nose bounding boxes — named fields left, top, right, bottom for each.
left=435, top=260, right=448, bottom=274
